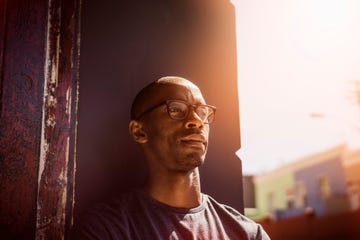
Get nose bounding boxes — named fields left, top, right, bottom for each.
left=185, top=109, right=204, bottom=129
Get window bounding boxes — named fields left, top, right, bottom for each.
left=294, top=181, right=307, bottom=207
left=318, top=175, right=331, bottom=199
left=286, top=188, right=295, bottom=209
left=347, top=182, right=360, bottom=211
left=267, top=192, right=275, bottom=213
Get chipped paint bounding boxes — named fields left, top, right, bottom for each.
left=66, top=87, right=72, bottom=120
left=35, top=0, right=81, bottom=239
left=0, top=0, right=80, bottom=238
left=36, top=0, right=65, bottom=235
left=0, top=0, right=48, bottom=238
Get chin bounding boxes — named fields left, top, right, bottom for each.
left=180, top=153, right=205, bottom=169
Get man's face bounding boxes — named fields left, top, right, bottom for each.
left=140, top=82, right=210, bottom=173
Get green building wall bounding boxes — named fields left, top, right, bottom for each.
left=254, top=171, right=294, bottom=219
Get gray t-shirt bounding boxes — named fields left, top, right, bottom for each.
left=70, top=190, right=270, bottom=240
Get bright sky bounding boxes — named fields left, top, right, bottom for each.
left=232, top=0, right=360, bottom=175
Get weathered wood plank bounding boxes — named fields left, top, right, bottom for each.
left=35, top=0, right=81, bottom=239
left=0, top=0, right=81, bottom=238
left=0, top=0, right=47, bottom=238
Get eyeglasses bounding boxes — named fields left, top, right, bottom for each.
left=135, top=100, right=216, bottom=124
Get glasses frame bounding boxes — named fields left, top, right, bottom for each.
left=135, top=99, right=217, bottom=124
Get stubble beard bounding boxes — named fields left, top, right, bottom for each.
left=173, top=152, right=206, bottom=173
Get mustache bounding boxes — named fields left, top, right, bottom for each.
left=180, top=130, right=208, bottom=142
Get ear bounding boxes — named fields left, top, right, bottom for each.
left=129, top=120, right=148, bottom=144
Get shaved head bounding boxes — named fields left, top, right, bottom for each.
left=130, top=76, right=202, bottom=120
left=129, top=76, right=210, bottom=174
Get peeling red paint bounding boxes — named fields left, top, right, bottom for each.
left=0, top=0, right=81, bottom=239
left=35, top=0, right=81, bottom=239
left=0, top=0, right=47, bottom=238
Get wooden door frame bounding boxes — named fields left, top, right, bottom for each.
left=0, top=0, right=81, bottom=238
left=35, top=0, right=81, bottom=238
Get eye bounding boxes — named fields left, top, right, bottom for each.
left=168, top=101, right=187, bottom=119
left=196, top=106, right=209, bottom=119
left=168, top=106, right=183, bottom=113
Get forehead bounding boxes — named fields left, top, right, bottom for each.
left=149, top=82, right=205, bottom=105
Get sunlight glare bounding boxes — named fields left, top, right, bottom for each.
left=232, top=0, right=360, bottom=174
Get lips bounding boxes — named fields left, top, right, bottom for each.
left=180, top=134, right=207, bottom=149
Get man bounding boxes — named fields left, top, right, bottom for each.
left=70, top=76, right=270, bottom=239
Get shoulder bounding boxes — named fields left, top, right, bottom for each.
left=204, top=194, right=245, bottom=219
left=204, top=194, right=270, bottom=240
left=69, top=190, right=140, bottom=240
left=84, top=190, right=138, bottom=222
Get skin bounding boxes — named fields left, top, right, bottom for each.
left=129, top=76, right=210, bottom=208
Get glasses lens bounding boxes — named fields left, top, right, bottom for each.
left=167, top=101, right=188, bottom=120
left=197, top=106, right=215, bottom=123
left=195, top=106, right=210, bottom=122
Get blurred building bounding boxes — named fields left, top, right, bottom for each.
left=344, top=149, right=360, bottom=211
left=251, top=144, right=360, bottom=220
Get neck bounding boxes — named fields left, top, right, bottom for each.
left=144, top=168, right=202, bottom=208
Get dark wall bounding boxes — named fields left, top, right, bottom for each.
left=75, top=0, right=243, bottom=217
